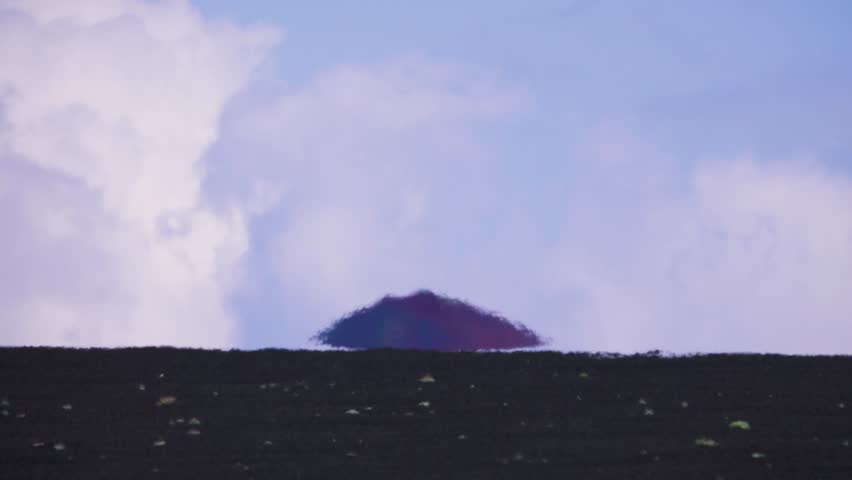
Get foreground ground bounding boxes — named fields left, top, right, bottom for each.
left=0, top=347, right=850, bottom=479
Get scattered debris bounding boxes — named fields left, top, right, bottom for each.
left=418, top=374, right=436, bottom=383
left=156, top=396, right=177, bottom=407
left=695, top=437, right=719, bottom=447
left=729, top=420, right=751, bottom=430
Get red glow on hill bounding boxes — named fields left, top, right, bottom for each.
left=312, top=289, right=546, bottom=351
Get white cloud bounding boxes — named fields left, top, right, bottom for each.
left=550, top=127, right=852, bottom=354
left=210, top=58, right=531, bottom=345
left=0, top=0, right=280, bottom=347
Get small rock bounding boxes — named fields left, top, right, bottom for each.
left=638, top=398, right=647, bottom=405
left=681, top=401, right=689, bottom=408
left=457, top=434, right=467, bottom=440
left=345, top=451, right=357, bottom=457
left=138, top=384, right=146, bottom=391
left=729, top=420, right=751, bottom=430
left=61, top=404, right=72, bottom=411
left=418, top=401, right=430, bottom=408
left=212, top=391, right=219, bottom=397
left=263, top=440, right=273, bottom=446
left=418, top=374, right=436, bottom=383
left=53, top=442, right=66, bottom=451
left=578, top=372, right=589, bottom=379
left=16, top=412, right=26, bottom=418
left=695, top=437, right=719, bottom=447
left=158, top=373, right=165, bottom=379
left=188, top=417, right=201, bottom=425
left=1, top=410, right=8, bottom=416
left=751, top=452, right=766, bottom=459
left=153, top=438, right=166, bottom=447
left=0, top=398, right=9, bottom=407
left=156, top=396, right=177, bottom=407
left=32, top=441, right=45, bottom=447
left=643, top=408, right=654, bottom=416
left=345, top=409, right=360, bottom=415
left=186, top=428, right=201, bottom=436
left=838, top=402, right=846, bottom=409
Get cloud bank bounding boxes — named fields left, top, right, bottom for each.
left=549, top=123, right=852, bottom=354
left=0, top=0, right=279, bottom=347
left=3, top=1, right=850, bottom=355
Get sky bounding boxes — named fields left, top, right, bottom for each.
left=1, top=0, right=851, bottom=354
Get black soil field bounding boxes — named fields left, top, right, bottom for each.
left=1, top=348, right=851, bottom=479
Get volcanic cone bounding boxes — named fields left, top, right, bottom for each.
left=312, top=289, right=546, bottom=351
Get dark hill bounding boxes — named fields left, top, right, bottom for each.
left=312, top=289, right=546, bottom=351
left=1, top=347, right=851, bottom=479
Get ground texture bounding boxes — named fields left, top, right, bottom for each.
left=1, top=347, right=851, bottom=479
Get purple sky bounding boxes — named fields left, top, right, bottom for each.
left=1, top=0, right=852, bottom=354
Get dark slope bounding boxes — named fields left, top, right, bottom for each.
left=313, top=289, right=545, bottom=350
left=1, top=347, right=851, bottom=479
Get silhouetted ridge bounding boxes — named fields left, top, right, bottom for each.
left=312, top=289, right=546, bottom=351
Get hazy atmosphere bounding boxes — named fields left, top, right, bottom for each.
left=2, top=0, right=851, bottom=354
